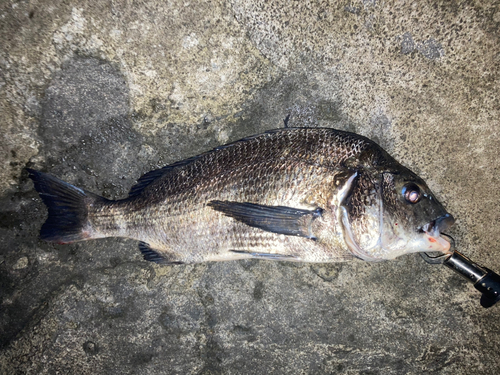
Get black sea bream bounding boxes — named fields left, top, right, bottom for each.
left=27, top=128, right=454, bottom=264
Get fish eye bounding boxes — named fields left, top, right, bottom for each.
left=402, top=183, right=421, bottom=204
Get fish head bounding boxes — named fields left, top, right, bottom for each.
left=340, top=165, right=454, bottom=261
left=378, top=168, right=454, bottom=259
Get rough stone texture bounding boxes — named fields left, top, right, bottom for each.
left=1, top=0, right=499, bottom=374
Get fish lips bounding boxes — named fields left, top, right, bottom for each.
left=420, top=213, right=455, bottom=234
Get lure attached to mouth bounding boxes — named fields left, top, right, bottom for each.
left=420, top=234, right=500, bottom=308
left=421, top=214, right=456, bottom=254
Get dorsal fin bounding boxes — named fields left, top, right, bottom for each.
left=128, top=156, right=200, bottom=197
left=128, top=166, right=173, bottom=197
left=128, top=128, right=322, bottom=197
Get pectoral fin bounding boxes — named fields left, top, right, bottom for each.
left=208, top=200, right=323, bottom=239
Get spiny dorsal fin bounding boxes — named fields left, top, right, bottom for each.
left=128, top=128, right=326, bottom=197
left=208, top=200, right=323, bottom=239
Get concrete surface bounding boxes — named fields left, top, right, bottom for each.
left=1, top=0, right=500, bottom=374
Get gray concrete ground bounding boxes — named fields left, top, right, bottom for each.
left=1, top=1, right=500, bottom=374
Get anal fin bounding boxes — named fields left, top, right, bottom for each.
left=138, top=242, right=183, bottom=265
left=230, top=250, right=298, bottom=261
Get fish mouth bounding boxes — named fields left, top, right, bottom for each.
left=419, top=213, right=455, bottom=254
left=420, top=213, right=455, bottom=234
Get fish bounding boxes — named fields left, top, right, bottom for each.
left=27, top=127, right=454, bottom=265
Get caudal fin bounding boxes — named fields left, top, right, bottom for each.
left=27, top=168, right=100, bottom=244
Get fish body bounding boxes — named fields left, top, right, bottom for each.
left=28, top=128, right=454, bottom=264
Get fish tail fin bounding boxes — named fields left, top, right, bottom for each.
left=27, top=168, right=103, bottom=244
